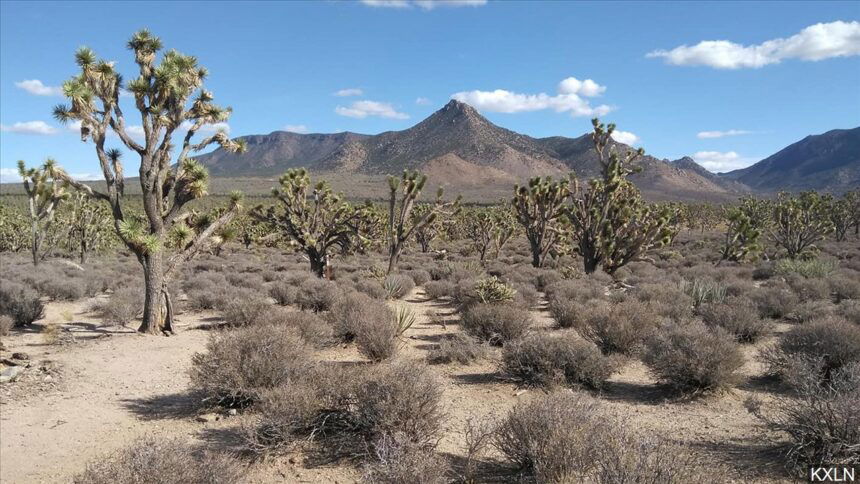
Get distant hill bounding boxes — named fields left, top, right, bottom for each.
left=721, top=127, right=860, bottom=192
left=197, top=100, right=737, bottom=201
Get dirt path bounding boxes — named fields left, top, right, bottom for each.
left=0, top=300, right=215, bottom=484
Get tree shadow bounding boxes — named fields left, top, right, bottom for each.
left=121, top=391, right=202, bottom=420
left=687, top=439, right=794, bottom=481
left=451, top=371, right=505, bottom=386
left=441, top=452, right=523, bottom=484
left=600, top=380, right=676, bottom=405
left=738, top=373, right=793, bottom=397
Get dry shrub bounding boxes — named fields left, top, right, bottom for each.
left=329, top=291, right=393, bottom=341
left=423, top=280, right=454, bottom=300
left=73, top=435, right=243, bottom=484
left=355, top=279, right=388, bottom=300
left=501, top=332, right=618, bottom=389
left=405, top=269, right=432, bottom=286
left=189, top=324, right=315, bottom=408
left=93, top=286, right=143, bottom=327
left=513, top=283, right=540, bottom=309
left=0, top=280, right=44, bottom=327
left=750, top=361, right=860, bottom=469
left=427, top=333, right=487, bottom=365
left=362, top=434, right=449, bottom=484
left=577, top=299, right=660, bottom=355
left=383, top=274, right=415, bottom=300
left=270, top=310, right=334, bottom=348
left=643, top=321, right=745, bottom=393
left=182, top=272, right=229, bottom=310
left=461, top=304, right=531, bottom=345
left=839, top=300, right=860, bottom=325
left=354, top=305, right=399, bottom=362
left=631, top=282, right=692, bottom=322
left=0, top=315, right=14, bottom=336
left=751, top=284, right=798, bottom=319
left=830, top=274, right=860, bottom=302
left=787, top=275, right=832, bottom=302
left=221, top=294, right=271, bottom=327
left=697, top=296, right=769, bottom=343
left=790, top=300, right=837, bottom=324
left=296, top=277, right=341, bottom=312
left=764, top=316, right=860, bottom=380
left=268, top=283, right=298, bottom=306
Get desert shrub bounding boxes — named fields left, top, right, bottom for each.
left=221, top=294, right=271, bottom=326
left=182, top=272, right=229, bottom=310
left=383, top=274, right=415, bottom=300
left=765, top=316, right=860, bottom=380
left=643, top=321, right=745, bottom=393
left=679, top=278, right=726, bottom=307
left=697, top=296, right=769, bottom=343
left=750, top=361, right=859, bottom=469
left=0, top=280, right=44, bottom=327
left=189, top=323, right=315, bottom=407
left=630, top=283, right=692, bottom=322
left=405, top=269, right=432, bottom=286
left=513, top=283, right=540, bottom=309
left=775, top=257, right=837, bottom=278
left=787, top=275, right=831, bottom=302
left=544, top=279, right=605, bottom=303
left=37, top=277, right=87, bottom=301
left=73, top=435, right=243, bottom=484
left=839, top=300, right=860, bottom=325
left=296, top=277, right=341, bottom=312
left=790, top=300, right=836, bottom=324
left=501, top=332, right=617, bottom=389
left=534, top=270, right=563, bottom=290
left=752, top=263, right=775, bottom=280
left=427, top=333, right=487, bottom=365
left=830, top=274, right=860, bottom=302
left=452, top=277, right=478, bottom=307
left=94, top=286, right=144, bottom=327
left=329, top=291, right=391, bottom=341
left=548, top=297, right=589, bottom=329
left=268, top=283, right=297, bottom=306
left=0, top=315, right=13, bottom=336
left=750, top=284, right=798, bottom=319
left=423, top=280, right=454, bottom=300
left=273, top=310, right=334, bottom=348
left=226, top=272, right=264, bottom=289
left=461, top=304, right=531, bottom=345
left=355, top=279, right=388, bottom=300
left=474, top=276, right=516, bottom=304
left=492, top=391, right=606, bottom=482
left=354, top=304, right=399, bottom=362
left=578, top=299, right=660, bottom=355
left=362, top=434, right=449, bottom=484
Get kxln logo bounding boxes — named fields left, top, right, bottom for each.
left=809, top=466, right=857, bottom=482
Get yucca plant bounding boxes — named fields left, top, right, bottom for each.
left=680, top=278, right=727, bottom=307
left=475, top=276, right=517, bottom=304
left=393, top=305, right=417, bottom=336
left=775, top=258, right=838, bottom=279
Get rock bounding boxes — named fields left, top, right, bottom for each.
left=43, top=375, right=53, bottom=382
left=0, top=366, right=24, bottom=383
left=11, top=352, right=29, bottom=361
left=196, top=413, right=219, bottom=423
left=227, top=408, right=237, bottom=416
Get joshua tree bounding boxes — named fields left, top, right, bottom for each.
left=491, top=205, right=517, bottom=259
left=463, top=208, right=495, bottom=262
left=565, top=119, right=677, bottom=275
left=65, top=192, right=114, bottom=263
left=18, top=159, right=70, bottom=266
left=252, top=168, right=371, bottom=278
left=718, top=206, right=763, bottom=264
left=846, top=190, right=860, bottom=236
left=827, top=195, right=853, bottom=242
left=412, top=203, right=440, bottom=253
left=52, top=30, right=246, bottom=334
left=770, top=191, right=834, bottom=259
left=0, top=204, right=29, bottom=253
left=386, top=170, right=460, bottom=273
left=512, top=176, right=571, bottom=268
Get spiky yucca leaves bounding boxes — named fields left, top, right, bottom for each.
left=771, top=191, right=834, bottom=260
left=18, top=159, right=71, bottom=266
left=0, top=204, right=29, bottom=253
left=475, top=276, right=517, bottom=304
left=51, top=30, right=246, bottom=334
left=512, top=175, right=571, bottom=268
left=252, top=168, right=371, bottom=278
left=386, top=170, right=460, bottom=273
left=719, top=205, right=763, bottom=264
left=564, top=119, right=678, bottom=275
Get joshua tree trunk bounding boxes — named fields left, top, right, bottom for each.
left=139, top=252, right=170, bottom=334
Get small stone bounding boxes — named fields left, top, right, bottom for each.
left=11, top=352, right=29, bottom=361
left=43, top=375, right=53, bottom=382
left=196, top=413, right=218, bottom=423
left=0, top=366, right=24, bottom=383
left=514, top=389, right=527, bottom=397
left=227, top=409, right=237, bottom=416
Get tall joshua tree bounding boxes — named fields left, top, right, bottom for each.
left=565, top=119, right=677, bottom=275
left=386, top=171, right=459, bottom=274
left=512, top=176, right=571, bottom=268
left=18, top=159, right=70, bottom=266
left=52, top=30, right=246, bottom=334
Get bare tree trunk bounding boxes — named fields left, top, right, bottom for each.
left=387, top=246, right=401, bottom=274
left=139, top=252, right=168, bottom=334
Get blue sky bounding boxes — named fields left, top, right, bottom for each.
left=1, top=0, right=858, bottom=181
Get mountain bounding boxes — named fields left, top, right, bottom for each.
left=721, top=127, right=860, bottom=192
left=197, top=100, right=739, bottom=201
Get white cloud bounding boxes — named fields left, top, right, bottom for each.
left=334, top=88, right=364, bottom=97
left=647, top=20, right=860, bottom=69
left=179, top=121, right=230, bottom=135
left=415, top=97, right=432, bottom=105
left=611, top=130, right=639, bottom=145
left=335, top=100, right=410, bottom=120
left=450, top=77, right=612, bottom=117
left=0, top=121, right=58, bottom=135
left=0, top=168, right=21, bottom=183
left=361, top=0, right=486, bottom=9
left=15, top=79, right=63, bottom=96
left=692, top=150, right=758, bottom=172
left=696, top=129, right=754, bottom=139
left=284, top=124, right=310, bottom=134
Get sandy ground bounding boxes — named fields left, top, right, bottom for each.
left=0, top=289, right=795, bottom=483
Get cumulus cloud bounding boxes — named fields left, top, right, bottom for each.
left=284, top=124, right=310, bottom=133
left=0, top=168, right=21, bottom=183
left=335, top=100, right=410, bottom=120
left=0, top=121, right=58, bottom=135
left=647, top=20, right=860, bottom=69
left=415, top=97, right=432, bottom=105
left=611, top=130, right=640, bottom=145
left=179, top=121, right=231, bottom=135
left=692, top=150, right=758, bottom=172
left=450, top=76, right=612, bottom=117
left=696, top=129, right=754, bottom=139
left=361, top=0, right=486, bottom=9
left=334, top=88, right=364, bottom=97
left=14, top=79, right=63, bottom=96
